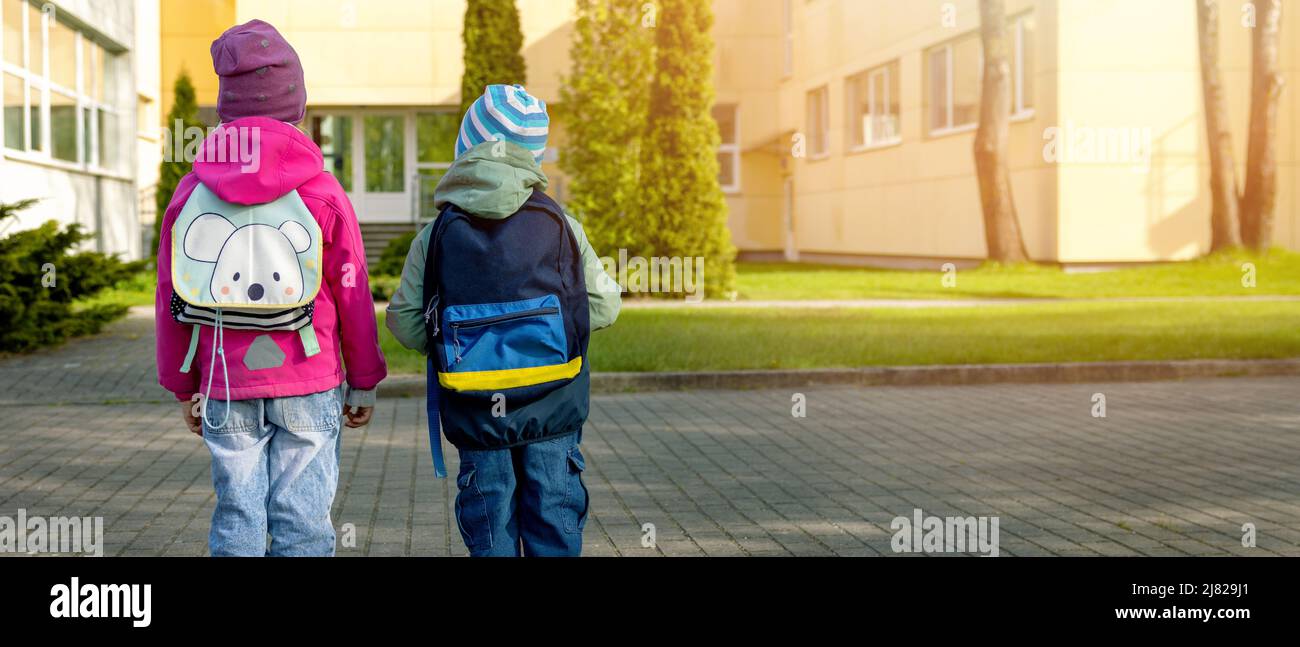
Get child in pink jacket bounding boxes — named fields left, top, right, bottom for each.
left=155, top=20, right=386, bottom=556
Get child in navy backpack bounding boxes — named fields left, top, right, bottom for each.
left=386, top=85, right=621, bottom=557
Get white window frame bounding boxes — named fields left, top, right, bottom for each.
left=1, top=0, right=119, bottom=173
left=715, top=104, right=740, bottom=193
left=847, top=61, right=901, bottom=151
left=414, top=109, right=458, bottom=220
left=1011, top=12, right=1035, bottom=119
left=414, top=109, right=457, bottom=178
left=806, top=85, right=829, bottom=160
left=927, top=15, right=1034, bottom=138
left=926, top=35, right=979, bottom=138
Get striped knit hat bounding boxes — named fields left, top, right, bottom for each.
left=456, top=84, right=549, bottom=161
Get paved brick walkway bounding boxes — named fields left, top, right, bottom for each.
left=1, top=313, right=1298, bottom=556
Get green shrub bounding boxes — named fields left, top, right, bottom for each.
left=0, top=199, right=142, bottom=352
left=369, top=274, right=401, bottom=302
left=375, top=231, right=417, bottom=278
left=558, top=0, right=653, bottom=257
left=640, top=0, right=736, bottom=298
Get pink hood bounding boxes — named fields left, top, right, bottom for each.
left=194, top=117, right=324, bottom=205
left=156, top=117, right=387, bottom=402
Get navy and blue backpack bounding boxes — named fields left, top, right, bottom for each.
left=422, top=189, right=590, bottom=477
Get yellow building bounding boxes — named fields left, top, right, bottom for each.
left=156, top=0, right=1299, bottom=266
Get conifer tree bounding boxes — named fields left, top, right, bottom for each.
left=461, top=0, right=528, bottom=117
left=639, top=0, right=735, bottom=297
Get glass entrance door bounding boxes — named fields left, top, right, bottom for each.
left=358, top=113, right=407, bottom=222
left=307, top=109, right=411, bottom=223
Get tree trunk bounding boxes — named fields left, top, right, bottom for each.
left=1240, top=0, right=1284, bottom=250
left=973, top=0, right=1030, bottom=263
left=1197, top=0, right=1242, bottom=251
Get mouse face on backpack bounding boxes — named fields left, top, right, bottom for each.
left=183, top=212, right=312, bottom=305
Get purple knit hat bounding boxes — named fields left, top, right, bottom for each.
left=210, top=19, right=306, bottom=124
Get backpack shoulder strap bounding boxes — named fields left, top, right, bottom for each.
left=180, top=325, right=201, bottom=373
left=298, top=325, right=321, bottom=357
left=520, top=190, right=579, bottom=283
left=421, top=205, right=457, bottom=480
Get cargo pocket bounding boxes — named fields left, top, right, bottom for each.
left=561, top=446, right=589, bottom=535
left=454, top=464, right=492, bottom=551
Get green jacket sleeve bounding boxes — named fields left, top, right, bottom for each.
left=384, top=222, right=435, bottom=354
left=566, top=214, right=622, bottom=331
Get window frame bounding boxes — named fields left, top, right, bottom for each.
left=925, top=33, right=980, bottom=138
left=414, top=109, right=459, bottom=219
left=0, top=0, right=120, bottom=174
left=1011, top=11, right=1035, bottom=119
left=846, top=60, right=902, bottom=152
left=414, top=109, right=458, bottom=176
left=713, top=103, right=740, bottom=194
left=926, top=14, right=1035, bottom=139
left=805, top=84, right=830, bottom=160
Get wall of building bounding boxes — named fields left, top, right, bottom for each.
left=1055, top=0, right=1201, bottom=262
left=152, top=0, right=1299, bottom=264
left=1055, top=0, right=1299, bottom=262
left=713, top=0, right=785, bottom=253
left=191, top=0, right=578, bottom=108
left=159, top=0, right=232, bottom=120
left=1, top=0, right=142, bottom=259
left=136, top=0, right=160, bottom=240
left=770, top=0, right=1054, bottom=263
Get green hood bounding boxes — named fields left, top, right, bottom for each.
left=432, top=142, right=549, bottom=219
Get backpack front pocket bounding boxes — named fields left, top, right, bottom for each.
left=440, top=295, right=576, bottom=392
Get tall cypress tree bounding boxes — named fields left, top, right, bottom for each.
left=558, top=0, right=653, bottom=256
left=154, top=70, right=202, bottom=256
left=460, top=0, right=528, bottom=117
left=640, top=0, right=735, bottom=297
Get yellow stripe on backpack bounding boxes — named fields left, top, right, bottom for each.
left=439, top=356, right=582, bottom=392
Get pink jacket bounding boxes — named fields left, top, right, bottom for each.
left=156, top=117, right=387, bottom=402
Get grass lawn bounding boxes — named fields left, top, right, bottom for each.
left=734, top=249, right=1300, bottom=300
left=378, top=301, right=1300, bottom=374
left=75, top=272, right=156, bottom=310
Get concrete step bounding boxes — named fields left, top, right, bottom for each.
left=360, top=222, right=423, bottom=270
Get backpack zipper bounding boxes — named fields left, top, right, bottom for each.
left=448, top=306, right=560, bottom=364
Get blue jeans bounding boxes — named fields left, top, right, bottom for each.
left=202, top=388, right=342, bottom=557
left=454, top=432, right=589, bottom=557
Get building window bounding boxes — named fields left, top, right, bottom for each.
left=1012, top=12, right=1035, bottom=116
left=311, top=114, right=353, bottom=192
left=712, top=104, right=739, bottom=192
left=415, top=110, right=458, bottom=219
left=847, top=60, right=900, bottom=149
left=363, top=115, right=404, bottom=193
left=806, top=85, right=829, bottom=158
left=926, top=32, right=981, bottom=136
left=926, top=13, right=1034, bottom=136
left=1, top=0, right=119, bottom=170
